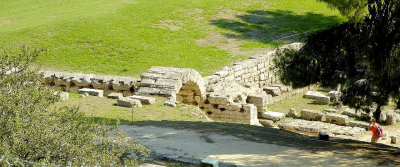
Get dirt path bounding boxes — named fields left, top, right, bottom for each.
left=121, top=121, right=400, bottom=167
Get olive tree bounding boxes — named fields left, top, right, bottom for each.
left=0, top=46, right=149, bottom=165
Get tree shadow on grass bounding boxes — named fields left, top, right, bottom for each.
left=210, top=10, right=343, bottom=45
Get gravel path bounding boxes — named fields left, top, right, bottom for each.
left=121, top=121, right=400, bottom=167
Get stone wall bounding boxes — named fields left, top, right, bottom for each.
left=205, top=43, right=303, bottom=87
left=40, top=71, right=138, bottom=96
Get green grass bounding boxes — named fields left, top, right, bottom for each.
left=267, top=88, right=334, bottom=115
left=0, top=0, right=345, bottom=77
left=52, top=92, right=204, bottom=124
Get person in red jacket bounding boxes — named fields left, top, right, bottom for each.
left=368, top=118, right=381, bottom=143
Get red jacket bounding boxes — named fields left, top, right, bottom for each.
left=369, top=123, right=381, bottom=139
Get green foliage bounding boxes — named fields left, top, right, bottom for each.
left=0, top=47, right=149, bottom=165
left=274, top=0, right=400, bottom=121
left=318, top=0, right=368, bottom=22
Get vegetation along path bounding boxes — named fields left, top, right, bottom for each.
left=0, top=0, right=344, bottom=76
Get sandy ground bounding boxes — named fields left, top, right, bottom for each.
left=121, top=125, right=392, bottom=167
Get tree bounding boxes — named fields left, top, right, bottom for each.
left=274, top=0, right=400, bottom=121
left=0, top=46, right=149, bottom=165
left=318, top=0, right=368, bottom=22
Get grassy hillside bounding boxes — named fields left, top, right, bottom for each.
left=0, top=0, right=345, bottom=76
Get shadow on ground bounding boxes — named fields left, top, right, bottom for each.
left=122, top=120, right=400, bottom=166
left=210, top=10, right=343, bottom=45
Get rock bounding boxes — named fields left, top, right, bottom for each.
left=341, top=108, right=359, bottom=118
left=117, top=96, right=142, bottom=108
left=243, top=104, right=260, bottom=126
left=324, top=108, right=337, bottom=113
left=304, top=91, right=324, bottom=99
left=247, top=92, right=269, bottom=112
left=386, top=114, right=397, bottom=125
left=59, top=92, right=69, bottom=101
left=315, top=96, right=330, bottom=105
left=287, top=108, right=299, bottom=118
left=263, top=86, right=281, bottom=96
left=325, top=113, right=348, bottom=126
left=107, top=93, right=123, bottom=99
left=348, top=120, right=369, bottom=129
left=390, top=134, right=400, bottom=144
left=164, top=100, right=177, bottom=107
left=82, top=92, right=89, bottom=98
left=261, top=111, right=285, bottom=121
left=78, top=88, right=104, bottom=97
left=380, top=110, right=389, bottom=122
left=259, top=119, right=274, bottom=127
left=128, top=95, right=156, bottom=105
left=300, top=109, right=323, bottom=121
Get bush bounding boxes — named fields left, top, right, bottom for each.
left=0, top=46, right=149, bottom=166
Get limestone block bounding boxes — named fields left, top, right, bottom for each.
left=242, top=104, right=260, bottom=126
left=140, top=78, right=155, bottom=87
left=111, top=79, right=134, bottom=91
left=214, top=70, right=229, bottom=78
left=304, top=91, right=325, bottom=99
left=263, top=86, right=281, bottom=96
left=208, top=94, right=233, bottom=105
left=301, top=109, right=323, bottom=121
left=325, top=113, right=348, bottom=126
left=247, top=93, right=268, bottom=112
left=128, top=95, right=156, bottom=105
left=324, top=108, right=337, bottom=113
left=164, top=100, right=178, bottom=107
left=380, top=110, right=389, bottom=122
left=78, top=88, right=103, bottom=97
left=178, top=90, right=195, bottom=96
left=122, top=90, right=134, bottom=97
left=390, top=134, right=400, bottom=144
left=107, top=93, right=123, bottom=99
left=347, top=120, right=369, bottom=129
left=155, top=79, right=179, bottom=89
left=315, top=96, right=330, bottom=105
left=259, top=119, right=274, bottom=127
left=69, top=86, right=80, bottom=93
left=341, top=108, right=359, bottom=118
left=92, top=82, right=109, bottom=89
left=261, top=111, right=285, bottom=121
left=137, top=87, right=161, bottom=95
left=195, top=96, right=201, bottom=103
left=287, top=108, right=299, bottom=118
left=117, top=96, right=142, bottom=108
left=71, top=74, right=93, bottom=87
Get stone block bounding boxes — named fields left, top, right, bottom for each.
left=287, top=108, right=299, bottom=118
left=301, top=109, right=323, bottom=121
left=242, top=104, right=260, bottom=126
left=261, top=111, right=285, bottom=121
left=117, top=96, right=142, bottom=108
left=128, top=95, right=156, bottom=105
left=347, top=120, right=369, bottom=129
left=263, top=86, right=281, bottom=96
left=78, top=88, right=103, bottom=97
left=140, top=78, right=155, bottom=87
left=178, top=90, right=195, bottom=96
left=164, top=100, right=178, bottom=107
left=390, top=134, right=400, bottom=144
left=315, top=96, right=330, bottom=105
left=107, top=92, right=123, bottom=99
left=341, top=108, right=359, bottom=118
left=325, top=113, right=348, bottom=126
left=304, top=91, right=324, bottom=99
left=247, top=93, right=268, bottom=112
left=324, top=108, right=337, bottom=113
left=259, top=119, right=274, bottom=127
left=208, top=94, right=232, bottom=105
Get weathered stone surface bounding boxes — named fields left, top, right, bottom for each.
left=279, top=118, right=366, bottom=138
left=380, top=110, right=389, bottom=122
left=117, top=97, right=142, bottom=108
left=164, top=100, right=178, bottom=107
left=107, top=92, right=123, bottom=99
left=54, top=92, right=69, bottom=101
left=325, top=113, right=348, bottom=126
left=390, top=134, right=400, bottom=144
left=128, top=95, right=156, bottom=105
left=304, top=91, right=324, bottom=99
left=287, top=108, right=299, bottom=118
left=242, top=104, right=260, bottom=126
left=247, top=92, right=268, bottom=112
left=315, top=96, right=330, bottom=105
left=261, top=111, right=285, bottom=121
left=78, top=88, right=103, bottom=97
left=301, top=109, right=323, bottom=121
left=263, top=87, right=281, bottom=96
left=259, top=119, right=274, bottom=127
left=348, top=120, right=369, bottom=129
left=341, top=108, right=359, bottom=118
left=324, top=108, right=337, bottom=113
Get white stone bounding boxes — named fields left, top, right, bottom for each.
left=128, top=95, right=156, bottom=105
left=117, top=97, right=142, bottom=108
left=263, top=86, right=281, bottom=96
left=341, top=108, right=359, bottom=118
left=78, top=88, right=104, bottom=97
left=325, top=113, right=348, bottom=126
left=259, top=119, right=274, bottom=127
left=304, top=91, right=324, bottom=99
left=262, top=111, right=285, bottom=121
left=164, top=100, right=177, bottom=107
left=107, top=93, right=123, bottom=99
left=300, top=109, right=323, bottom=121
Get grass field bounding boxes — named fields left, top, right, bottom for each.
left=0, top=0, right=344, bottom=77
